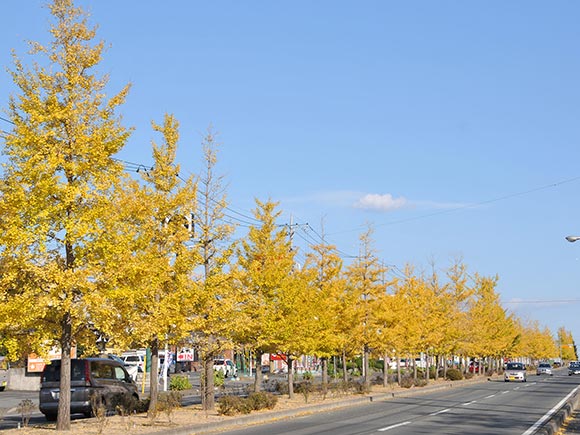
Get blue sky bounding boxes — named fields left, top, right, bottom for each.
left=2, top=1, right=580, bottom=344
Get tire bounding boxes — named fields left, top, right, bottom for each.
left=44, top=413, right=57, bottom=422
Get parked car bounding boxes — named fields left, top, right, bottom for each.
left=213, top=358, right=237, bottom=378
left=469, top=361, right=482, bottom=373
left=504, top=362, right=527, bottom=382
left=121, top=351, right=145, bottom=373
left=569, top=362, right=580, bottom=376
left=536, top=362, right=553, bottom=376
left=39, top=358, right=138, bottom=421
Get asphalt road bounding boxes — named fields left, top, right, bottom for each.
left=2, top=371, right=579, bottom=434
left=220, top=372, right=580, bottom=435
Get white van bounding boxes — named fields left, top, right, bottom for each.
left=121, top=351, right=146, bottom=373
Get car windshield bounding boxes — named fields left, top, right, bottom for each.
left=571, top=363, right=580, bottom=367
left=539, top=363, right=550, bottom=368
left=506, top=363, right=524, bottom=370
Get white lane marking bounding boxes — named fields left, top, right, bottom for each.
left=378, top=421, right=412, bottom=432
left=514, top=386, right=520, bottom=390
left=462, top=400, right=477, bottom=406
left=522, top=386, right=580, bottom=435
left=501, top=391, right=510, bottom=394
left=485, top=394, right=496, bottom=399
left=430, top=408, right=451, bottom=416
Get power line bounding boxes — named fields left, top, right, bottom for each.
left=329, top=175, right=580, bottom=235
left=504, top=299, right=580, bottom=305
left=113, top=157, right=258, bottom=228
left=0, top=116, right=14, bottom=125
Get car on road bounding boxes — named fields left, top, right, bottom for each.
left=569, top=362, right=580, bottom=376
left=39, top=358, right=138, bottom=421
left=213, top=358, right=237, bottom=378
left=504, top=362, right=527, bottom=382
left=536, top=362, right=553, bottom=376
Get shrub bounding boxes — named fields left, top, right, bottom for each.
left=295, top=381, right=313, bottom=403
left=157, top=391, right=182, bottom=423
left=414, top=378, right=428, bottom=387
left=276, top=379, right=289, bottom=395
left=370, top=359, right=384, bottom=371
left=214, top=369, right=225, bottom=388
left=89, top=394, right=108, bottom=434
left=399, top=376, right=415, bottom=388
left=445, top=368, right=463, bottom=381
left=17, top=399, right=35, bottom=428
left=464, top=372, right=474, bottom=380
left=111, top=394, right=141, bottom=416
left=302, top=371, right=314, bottom=381
left=217, top=396, right=252, bottom=416
left=247, top=391, right=278, bottom=410
left=351, top=380, right=371, bottom=394
left=169, top=374, right=192, bottom=391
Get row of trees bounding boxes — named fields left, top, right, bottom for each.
left=0, top=0, right=574, bottom=431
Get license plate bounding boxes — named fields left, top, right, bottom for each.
left=509, top=376, right=516, bottom=380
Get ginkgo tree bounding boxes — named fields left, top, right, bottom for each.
left=189, top=128, right=237, bottom=411
left=344, top=226, right=388, bottom=388
left=302, top=229, right=346, bottom=390
left=99, top=114, right=198, bottom=414
left=234, top=199, right=299, bottom=394
left=0, top=0, right=132, bottom=430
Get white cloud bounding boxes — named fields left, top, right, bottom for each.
left=354, top=193, right=408, bottom=212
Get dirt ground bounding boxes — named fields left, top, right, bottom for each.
left=2, top=378, right=463, bottom=435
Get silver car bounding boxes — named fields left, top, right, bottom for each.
left=504, top=362, right=526, bottom=382
left=536, top=363, right=552, bottom=375
left=569, top=362, right=580, bottom=376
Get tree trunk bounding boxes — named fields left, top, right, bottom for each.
left=56, top=313, right=72, bottom=431
left=413, top=358, right=417, bottom=380
left=425, top=354, right=429, bottom=383
left=435, top=355, right=439, bottom=380
left=148, top=338, right=159, bottom=417
left=363, top=345, right=370, bottom=389
left=321, top=357, right=328, bottom=395
left=342, top=351, right=348, bottom=383
left=202, top=351, right=215, bottom=411
left=287, top=355, right=294, bottom=399
left=396, top=353, right=401, bottom=386
left=253, top=350, right=263, bottom=393
left=383, top=352, right=389, bottom=387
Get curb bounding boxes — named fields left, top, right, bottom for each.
left=531, top=387, right=580, bottom=435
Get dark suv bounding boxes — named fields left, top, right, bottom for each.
left=39, top=358, right=138, bottom=421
